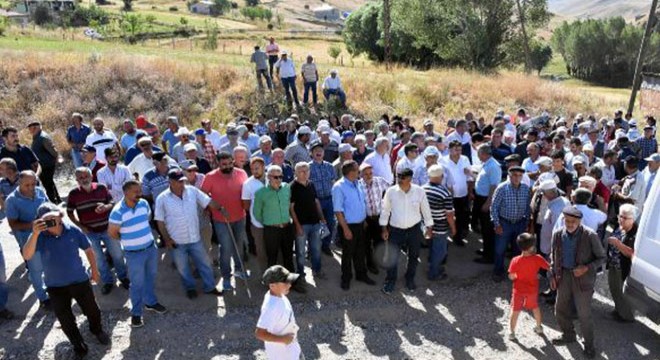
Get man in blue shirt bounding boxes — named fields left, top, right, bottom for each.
left=332, top=160, right=374, bottom=290
left=5, top=171, right=50, bottom=308
left=473, top=144, right=502, bottom=265
left=66, top=113, right=92, bottom=168
left=309, top=143, right=337, bottom=255
left=22, top=202, right=109, bottom=358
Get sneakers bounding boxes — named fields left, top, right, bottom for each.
left=186, top=289, right=198, bottom=299
left=131, top=316, right=143, bottom=328
left=508, top=332, right=516, bottom=341
left=145, top=303, right=167, bottom=314
left=204, top=288, right=223, bottom=296
left=381, top=283, right=394, bottom=295
left=534, top=325, right=544, bottom=335
left=356, top=276, right=376, bottom=285
left=120, top=278, right=130, bottom=290
left=96, top=330, right=110, bottom=345
left=405, top=281, right=417, bottom=292
left=234, top=270, right=250, bottom=280
left=101, top=283, right=114, bottom=295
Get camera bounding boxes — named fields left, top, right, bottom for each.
left=44, top=219, right=57, bottom=228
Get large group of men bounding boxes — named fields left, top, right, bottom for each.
left=0, top=105, right=657, bottom=358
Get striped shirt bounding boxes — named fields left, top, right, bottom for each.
left=85, top=130, right=117, bottom=162
left=360, top=176, right=390, bottom=217
left=285, top=141, right=311, bottom=166
left=423, top=182, right=454, bottom=234
left=142, top=168, right=171, bottom=200
left=154, top=186, right=211, bottom=245
left=109, top=199, right=154, bottom=251
left=66, top=183, right=113, bottom=232
left=97, top=164, right=132, bottom=202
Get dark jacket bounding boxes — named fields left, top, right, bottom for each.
left=550, top=225, right=606, bottom=292
left=31, top=131, right=58, bottom=168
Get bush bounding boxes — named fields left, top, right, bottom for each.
left=33, top=5, right=53, bottom=26
left=169, top=6, right=179, bottom=11
left=240, top=6, right=271, bottom=21
left=62, top=5, right=110, bottom=27
left=245, top=0, right=259, bottom=6
left=328, top=44, right=341, bottom=62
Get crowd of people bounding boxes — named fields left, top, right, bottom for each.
left=0, top=106, right=657, bottom=359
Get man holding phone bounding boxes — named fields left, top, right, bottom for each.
left=22, top=202, right=110, bottom=359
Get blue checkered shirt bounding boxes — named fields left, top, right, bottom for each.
left=635, top=137, right=657, bottom=159
left=490, top=181, right=531, bottom=227
left=309, top=160, right=336, bottom=199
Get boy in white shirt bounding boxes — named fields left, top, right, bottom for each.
left=256, top=265, right=303, bottom=360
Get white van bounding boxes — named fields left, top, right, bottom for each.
left=624, top=170, right=660, bottom=323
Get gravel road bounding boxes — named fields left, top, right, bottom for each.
left=1, top=185, right=659, bottom=359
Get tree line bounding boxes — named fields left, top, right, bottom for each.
left=551, top=17, right=660, bottom=87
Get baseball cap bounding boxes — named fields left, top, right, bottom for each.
left=168, top=168, right=185, bottom=181
left=27, top=120, right=41, bottom=128
left=262, top=265, right=299, bottom=285
left=539, top=180, right=557, bottom=191
left=338, top=143, right=354, bottom=154
left=179, top=160, right=198, bottom=171
left=534, top=156, right=552, bottom=167
left=423, top=146, right=440, bottom=158
left=297, top=126, right=312, bottom=136
left=183, top=143, right=197, bottom=152
left=645, top=153, right=660, bottom=162
left=359, top=162, right=372, bottom=172
left=341, top=131, right=355, bottom=140
left=36, top=202, right=61, bottom=219
left=194, top=128, right=206, bottom=136
left=508, top=166, right=525, bottom=174
left=317, top=124, right=331, bottom=134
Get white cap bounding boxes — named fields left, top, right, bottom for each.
left=354, top=134, right=366, bottom=143
left=428, top=164, right=444, bottom=178
left=236, top=125, right=248, bottom=135
left=317, top=124, right=331, bottom=134
left=174, top=127, right=191, bottom=137
left=539, top=180, right=557, bottom=191
left=534, top=156, right=552, bottom=167
left=297, top=126, right=312, bottom=135
left=582, top=143, right=594, bottom=152
left=338, top=143, right=354, bottom=154
left=183, top=143, right=197, bottom=152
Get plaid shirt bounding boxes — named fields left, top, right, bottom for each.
left=309, top=160, right=336, bottom=199
left=285, top=141, right=311, bottom=166
left=360, top=176, right=390, bottom=217
left=635, top=137, right=657, bottom=159
left=490, top=181, right=531, bottom=227
left=201, top=139, right=217, bottom=168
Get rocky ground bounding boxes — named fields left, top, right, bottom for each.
left=1, top=200, right=659, bottom=359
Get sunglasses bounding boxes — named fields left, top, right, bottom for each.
left=271, top=175, right=284, bottom=180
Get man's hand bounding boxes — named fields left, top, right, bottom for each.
left=481, top=203, right=490, bottom=213
left=32, top=219, right=47, bottom=234
left=295, top=224, right=303, bottom=237
left=450, top=227, right=457, bottom=238
left=550, top=277, right=557, bottom=290
left=381, top=228, right=389, bottom=242
left=281, top=334, right=295, bottom=345
left=424, top=227, right=433, bottom=239
left=343, top=227, right=353, bottom=241
left=508, top=273, right=517, bottom=281
left=95, top=203, right=111, bottom=214
left=607, top=237, right=620, bottom=246
left=573, top=265, right=588, bottom=277
left=91, top=269, right=101, bottom=284
left=165, top=238, right=176, bottom=249
left=495, top=225, right=504, bottom=235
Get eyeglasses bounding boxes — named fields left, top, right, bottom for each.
left=617, top=215, right=633, bottom=220
left=271, top=175, right=284, bottom=180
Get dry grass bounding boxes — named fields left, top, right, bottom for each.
left=0, top=48, right=629, bottom=152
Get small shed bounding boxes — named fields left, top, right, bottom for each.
left=190, top=0, right=214, bottom=15
left=312, top=4, right=340, bottom=21
left=641, top=73, right=660, bottom=113
left=0, top=10, right=29, bottom=27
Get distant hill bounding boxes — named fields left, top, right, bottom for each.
left=548, top=0, right=652, bottom=20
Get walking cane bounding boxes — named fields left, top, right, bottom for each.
left=219, top=207, right=252, bottom=299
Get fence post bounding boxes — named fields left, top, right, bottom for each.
left=172, top=38, right=175, bottom=49
left=190, top=38, right=193, bottom=51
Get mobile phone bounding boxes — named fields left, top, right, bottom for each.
left=44, top=219, right=57, bottom=228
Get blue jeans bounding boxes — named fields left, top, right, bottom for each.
left=494, top=219, right=527, bottom=275
left=280, top=76, right=300, bottom=106
left=323, top=88, right=346, bottom=106
left=303, top=81, right=318, bottom=104
left=125, top=245, right=158, bottom=316
left=15, top=234, right=48, bottom=302
left=213, top=219, right=247, bottom=279
left=296, top=223, right=321, bottom=275
left=0, top=247, right=7, bottom=311
left=428, top=232, right=448, bottom=279
left=171, top=241, right=216, bottom=292
left=385, top=225, right=423, bottom=285
left=71, top=149, right=83, bottom=168
left=319, top=197, right=335, bottom=249
left=86, top=231, right=127, bottom=285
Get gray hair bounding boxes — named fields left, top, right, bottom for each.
left=75, top=167, right=92, bottom=176
left=0, top=158, right=17, bottom=172
left=294, top=162, right=310, bottom=172
left=267, top=165, right=282, bottom=176
left=233, top=146, right=249, bottom=155
left=619, top=204, right=639, bottom=221
left=18, top=170, right=37, bottom=183
left=374, top=137, right=390, bottom=148
left=477, top=143, right=492, bottom=156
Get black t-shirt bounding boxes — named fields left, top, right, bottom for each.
left=290, top=181, right=320, bottom=224
left=555, top=168, right=573, bottom=194
left=0, top=145, right=39, bottom=171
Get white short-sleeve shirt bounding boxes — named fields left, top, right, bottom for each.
left=256, top=292, right=301, bottom=360
left=154, top=186, right=211, bottom=244
left=241, top=176, right=266, bottom=228
left=441, top=155, right=471, bottom=198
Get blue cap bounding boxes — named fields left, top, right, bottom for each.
left=195, top=128, right=206, bottom=136
left=341, top=131, right=355, bottom=140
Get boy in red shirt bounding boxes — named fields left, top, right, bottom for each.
left=508, top=233, right=550, bottom=340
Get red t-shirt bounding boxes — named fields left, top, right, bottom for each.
left=508, top=254, right=550, bottom=294
left=66, top=183, right=113, bottom=232
left=200, top=168, right=248, bottom=223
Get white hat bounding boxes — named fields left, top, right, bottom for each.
left=423, top=146, right=440, bottom=158
left=645, top=153, right=660, bottom=162
left=573, top=157, right=585, bottom=165
left=297, top=126, right=312, bottom=135
left=183, top=143, right=197, bottom=152
left=317, top=124, right=331, bottom=134
left=578, top=176, right=597, bottom=186
left=539, top=180, right=557, bottom=191
left=259, top=135, right=272, bottom=144
left=582, top=143, right=594, bottom=152
left=174, top=127, right=191, bottom=137
left=354, top=134, right=366, bottom=143
left=534, top=156, right=552, bottom=167
left=236, top=125, right=248, bottom=135
left=428, top=164, right=444, bottom=178
left=338, top=143, right=354, bottom=154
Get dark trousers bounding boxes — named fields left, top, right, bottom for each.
left=264, top=225, right=295, bottom=273
left=47, top=280, right=102, bottom=347
left=474, top=195, right=494, bottom=259
left=365, top=216, right=382, bottom=269
left=385, top=224, right=423, bottom=284
left=303, top=81, right=318, bottom=105
left=555, top=272, right=595, bottom=348
left=40, top=165, right=61, bottom=203
left=268, top=55, right=278, bottom=79
left=453, top=196, right=470, bottom=241
left=280, top=76, right=300, bottom=107
left=340, top=223, right=367, bottom=283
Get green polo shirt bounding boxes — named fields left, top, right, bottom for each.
left=253, top=183, right=292, bottom=226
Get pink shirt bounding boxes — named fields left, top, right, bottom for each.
left=266, top=43, right=279, bottom=56
left=201, top=168, right=248, bottom=222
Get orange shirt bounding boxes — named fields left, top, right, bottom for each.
left=508, top=254, right=550, bottom=294
left=201, top=168, right=248, bottom=223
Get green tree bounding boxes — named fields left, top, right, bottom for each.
left=245, top=0, right=259, bottom=6
left=145, top=14, right=157, bottom=31
left=122, top=13, right=143, bottom=38
left=180, top=17, right=189, bottom=26
left=211, top=0, right=231, bottom=16
left=203, top=21, right=219, bottom=50
left=32, top=4, right=53, bottom=26
left=328, top=44, right=342, bottom=62
left=529, top=41, right=552, bottom=75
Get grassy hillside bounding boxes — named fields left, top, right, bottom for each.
left=548, top=0, right=651, bottom=20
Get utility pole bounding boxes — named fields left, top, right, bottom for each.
left=383, top=0, right=392, bottom=70
left=628, top=0, right=658, bottom=114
